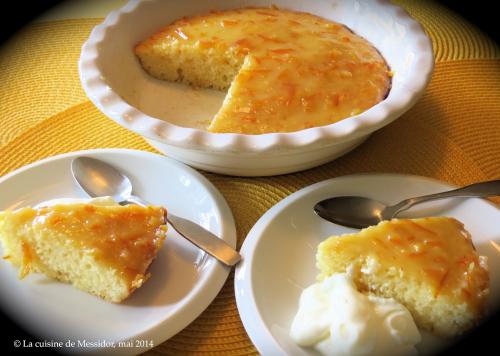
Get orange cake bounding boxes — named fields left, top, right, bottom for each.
left=317, top=217, right=489, bottom=337
left=134, top=7, right=391, bottom=134
left=0, top=201, right=167, bottom=303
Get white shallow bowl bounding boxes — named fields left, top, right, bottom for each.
left=234, top=174, right=500, bottom=355
left=79, top=0, right=433, bottom=176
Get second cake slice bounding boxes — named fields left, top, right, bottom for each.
left=317, top=217, right=489, bottom=337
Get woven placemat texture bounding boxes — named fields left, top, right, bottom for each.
left=0, top=0, right=499, bottom=354
left=0, top=19, right=101, bottom=146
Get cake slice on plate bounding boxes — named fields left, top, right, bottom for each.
left=317, top=217, right=489, bottom=337
left=0, top=199, right=167, bottom=303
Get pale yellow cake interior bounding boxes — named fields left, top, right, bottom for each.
left=135, top=7, right=391, bottom=134
left=317, top=217, right=489, bottom=337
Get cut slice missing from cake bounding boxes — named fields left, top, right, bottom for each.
left=316, top=217, right=489, bottom=337
left=134, top=7, right=391, bottom=134
left=0, top=199, right=167, bottom=303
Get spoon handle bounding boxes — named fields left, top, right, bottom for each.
left=166, top=214, right=241, bottom=267
left=122, top=195, right=241, bottom=267
left=387, top=180, right=500, bottom=218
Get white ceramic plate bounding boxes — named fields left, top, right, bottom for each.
left=0, top=149, right=236, bottom=355
left=235, top=174, right=500, bottom=355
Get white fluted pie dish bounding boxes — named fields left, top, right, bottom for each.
left=79, top=0, right=433, bottom=176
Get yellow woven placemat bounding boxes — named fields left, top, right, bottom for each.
left=0, top=0, right=499, bottom=354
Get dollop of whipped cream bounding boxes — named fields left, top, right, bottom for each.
left=290, top=273, right=421, bottom=356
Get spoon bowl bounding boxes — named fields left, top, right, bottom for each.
left=314, top=196, right=387, bottom=229
left=71, top=157, right=132, bottom=202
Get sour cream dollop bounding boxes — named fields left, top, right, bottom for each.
left=290, top=273, right=421, bottom=355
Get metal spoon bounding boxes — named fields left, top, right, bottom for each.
left=314, top=180, right=500, bottom=229
left=71, top=156, right=241, bottom=267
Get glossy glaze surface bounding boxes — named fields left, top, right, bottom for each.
left=317, top=217, right=489, bottom=313
left=1, top=203, right=167, bottom=284
left=136, top=7, right=391, bottom=134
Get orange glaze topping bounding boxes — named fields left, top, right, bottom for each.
left=137, top=7, right=391, bottom=134
left=320, top=217, right=489, bottom=312
left=12, top=204, right=167, bottom=283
